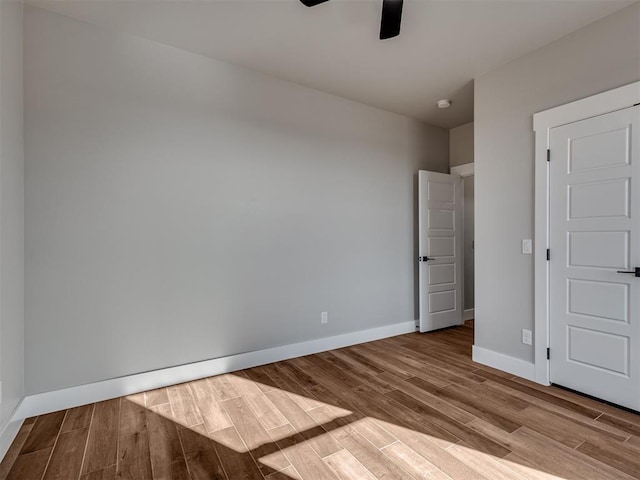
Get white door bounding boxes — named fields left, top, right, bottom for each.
left=549, top=105, right=639, bottom=411
left=418, top=171, right=463, bottom=332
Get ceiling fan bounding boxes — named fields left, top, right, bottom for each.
left=300, top=0, right=404, bottom=40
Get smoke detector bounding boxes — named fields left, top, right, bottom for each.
left=437, top=99, right=451, bottom=109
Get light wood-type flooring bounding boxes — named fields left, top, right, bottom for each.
left=2, top=321, right=640, bottom=479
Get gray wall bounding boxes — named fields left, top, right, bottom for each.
left=0, top=0, right=24, bottom=426
left=475, top=2, right=640, bottom=362
left=24, top=8, right=449, bottom=394
left=449, top=122, right=474, bottom=167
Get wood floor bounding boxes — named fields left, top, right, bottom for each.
left=2, top=321, right=640, bottom=480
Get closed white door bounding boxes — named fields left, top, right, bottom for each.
left=549, top=105, right=639, bottom=410
left=418, top=171, right=463, bottom=332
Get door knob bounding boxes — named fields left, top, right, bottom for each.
left=418, top=256, right=430, bottom=262
left=616, top=267, right=640, bottom=277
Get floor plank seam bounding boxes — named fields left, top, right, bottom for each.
left=377, top=442, right=421, bottom=480
left=232, top=423, right=266, bottom=479
left=40, top=409, right=68, bottom=480
left=176, top=420, right=194, bottom=480
left=77, top=404, right=96, bottom=479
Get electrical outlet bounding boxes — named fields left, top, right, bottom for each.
left=321, top=312, right=328, bottom=324
left=522, top=329, right=532, bottom=345
left=522, top=239, right=532, bottom=255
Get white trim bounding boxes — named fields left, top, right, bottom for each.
left=0, top=400, right=26, bottom=461
left=533, top=81, right=640, bottom=386
left=533, top=127, right=550, bottom=386
left=472, top=345, right=536, bottom=382
left=14, top=321, right=415, bottom=420
left=452, top=165, right=475, bottom=325
left=533, top=82, right=640, bottom=131
left=450, top=162, right=474, bottom=178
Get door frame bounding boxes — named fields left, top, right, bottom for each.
left=450, top=162, right=474, bottom=321
left=533, top=81, right=640, bottom=386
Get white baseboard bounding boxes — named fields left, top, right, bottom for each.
left=472, top=345, right=535, bottom=382
left=463, top=309, right=475, bottom=321
left=0, top=400, right=26, bottom=461
left=15, top=321, right=416, bottom=423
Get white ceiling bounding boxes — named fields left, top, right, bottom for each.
left=29, top=0, right=635, bottom=128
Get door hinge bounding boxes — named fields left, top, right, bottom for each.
left=547, top=348, right=550, bottom=360
left=547, top=149, right=550, bottom=162
left=547, top=249, right=550, bottom=261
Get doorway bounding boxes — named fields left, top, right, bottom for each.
left=451, top=163, right=475, bottom=321
left=534, top=81, right=640, bottom=411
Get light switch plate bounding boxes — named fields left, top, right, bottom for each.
left=522, top=239, right=532, bottom=255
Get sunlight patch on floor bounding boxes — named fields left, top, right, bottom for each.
left=126, top=374, right=570, bottom=480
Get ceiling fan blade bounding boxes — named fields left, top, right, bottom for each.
left=300, top=0, right=330, bottom=6
left=380, top=0, right=403, bottom=39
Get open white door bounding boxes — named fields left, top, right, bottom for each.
left=549, top=105, right=639, bottom=411
left=418, top=171, right=463, bottom=332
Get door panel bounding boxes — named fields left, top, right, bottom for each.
left=418, top=171, right=463, bottom=332
left=568, top=326, right=629, bottom=375
left=568, top=179, right=629, bottom=218
left=567, top=279, right=629, bottom=322
left=429, top=237, right=455, bottom=257
left=428, top=181, right=455, bottom=202
left=429, top=264, right=455, bottom=285
left=569, top=126, right=630, bottom=172
left=567, top=231, right=629, bottom=269
left=429, top=291, right=456, bottom=314
left=428, top=210, right=455, bottom=229
left=549, top=105, right=639, bottom=411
